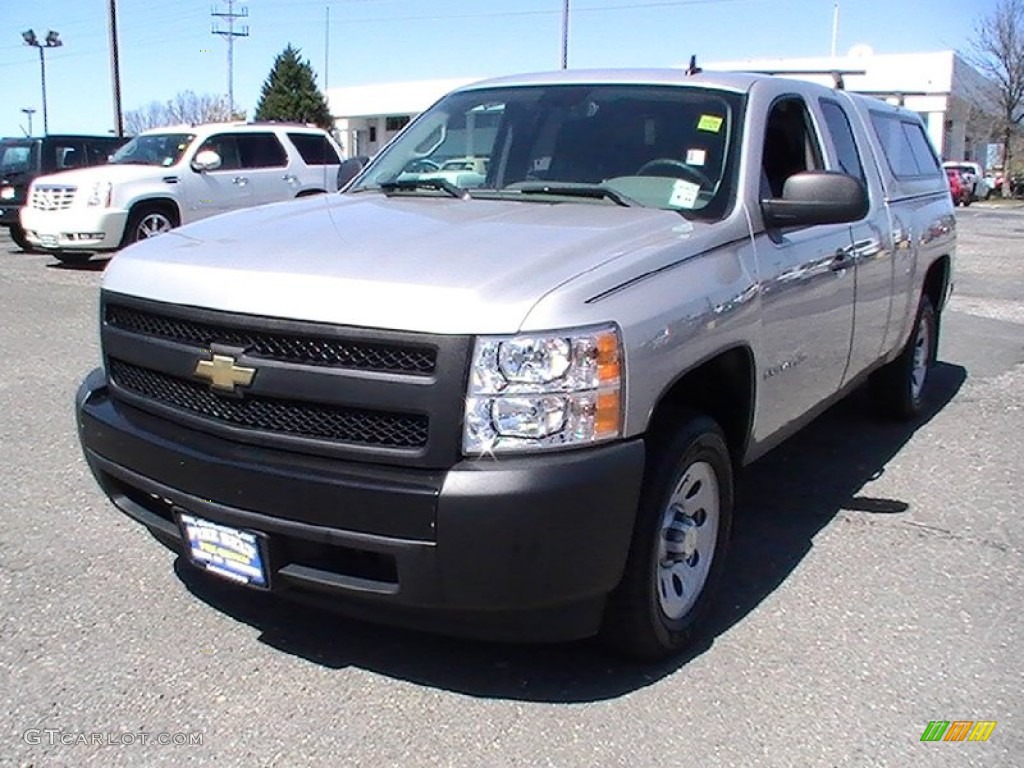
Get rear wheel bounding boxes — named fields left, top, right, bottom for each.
left=600, top=411, right=733, bottom=659
left=869, top=295, right=937, bottom=419
left=121, top=204, right=178, bottom=247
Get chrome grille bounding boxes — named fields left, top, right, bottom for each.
left=30, top=185, right=77, bottom=211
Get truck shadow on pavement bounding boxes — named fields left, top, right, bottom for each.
left=176, top=362, right=966, bottom=702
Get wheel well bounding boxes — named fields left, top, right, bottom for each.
left=129, top=198, right=180, bottom=226
left=923, top=255, right=951, bottom=313
left=296, top=189, right=326, bottom=197
left=647, top=347, right=754, bottom=464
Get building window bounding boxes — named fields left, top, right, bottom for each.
left=368, top=125, right=377, bottom=143
left=386, top=115, right=411, bottom=132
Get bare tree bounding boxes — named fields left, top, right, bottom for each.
left=968, top=0, right=1024, bottom=196
left=125, top=91, right=244, bottom=134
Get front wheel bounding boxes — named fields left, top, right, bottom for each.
left=121, top=205, right=178, bottom=247
left=9, top=224, right=35, bottom=252
left=600, top=412, right=733, bottom=659
left=869, top=295, right=937, bottom=419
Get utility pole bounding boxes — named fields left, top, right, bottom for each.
left=212, top=0, right=249, bottom=116
left=108, top=0, right=124, bottom=137
left=560, top=0, right=570, bottom=69
left=830, top=2, right=840, bottom=57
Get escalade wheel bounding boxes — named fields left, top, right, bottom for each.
left=9, top=224, right=35, bottom=253
left=601, top=412, right=733, bottom=659
left=870, top=294, right=937, bottom=419
left=122, top=206, right=178, bottom=247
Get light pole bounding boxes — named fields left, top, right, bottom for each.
left=21, top=108, right=36, bottom=136
left=22, top=29, right=62, bottom=135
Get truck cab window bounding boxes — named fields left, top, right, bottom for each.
left=762, top=97, right=824, bottom=198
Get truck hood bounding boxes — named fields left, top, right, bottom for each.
left=103, top=192, right=701, bottom=334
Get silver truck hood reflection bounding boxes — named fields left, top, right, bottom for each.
left=102, top=193, right=697, bottom=334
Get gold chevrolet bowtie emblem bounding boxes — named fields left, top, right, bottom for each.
left=194, top=353, right=256, bottom=393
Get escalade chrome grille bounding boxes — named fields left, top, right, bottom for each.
left=105, top=304, right=437, bottom=375
left=108, top=358, right=430, bottom=448
left=30, top=185, right=76, bottom=211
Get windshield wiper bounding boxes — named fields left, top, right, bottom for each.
left=379, top=178, right=470, bottom=200
left=515, top=182, right=635, bottom=207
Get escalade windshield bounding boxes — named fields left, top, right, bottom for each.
left=350, top=83, right=744, bottom=219
left=110, top=133, right=195, bottom=167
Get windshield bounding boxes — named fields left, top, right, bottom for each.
left=110, top=133, right=195, bottom=167
left=350, top=83, right=744, bottom=219
left=0, top=141, right=36, bottom=176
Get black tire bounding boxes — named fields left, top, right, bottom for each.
left=869, top=295, right=937, bottom=420
left=121, top=204, right=178, bottom=248
left=52, top=252, right=93, bottom=266
left=600, top=411, right=734, bottom=659
left=9, top=224, right=35, bottom=252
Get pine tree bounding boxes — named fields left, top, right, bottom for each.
left=254, top=45, right=333, bottom=129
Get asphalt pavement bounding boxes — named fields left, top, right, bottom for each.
left=0, top=205, right=1021, bottom=767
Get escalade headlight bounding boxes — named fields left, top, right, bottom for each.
left=463, top=324, right=622, bottom=455
left=87, top=181, right=113, bottom=207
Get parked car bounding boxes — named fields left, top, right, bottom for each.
left=20, top=122, right=343, bottom=264
left=947, top=169, right=971, bottom=206
left=0, top=134, right=127, bottom=251
left=75, top=69, right=954, bottom=659
left=942, top=161, right=983, bottom=200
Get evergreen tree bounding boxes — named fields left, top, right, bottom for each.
left=254, top=45, right=333, bottom=129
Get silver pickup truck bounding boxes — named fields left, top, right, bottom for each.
left=75, top=69, right=954, bottom=659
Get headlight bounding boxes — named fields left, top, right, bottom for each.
left=0, top=186, right=15, bottom=200
left=463, top=324, right=622, bottom=455
left=87, top=181, right=112, bottom=207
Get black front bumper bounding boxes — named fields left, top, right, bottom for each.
left=77, top=368, right=646, bottom=642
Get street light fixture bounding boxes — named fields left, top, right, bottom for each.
left=21, top=108, right=36, bottom=136
left=22, top=28, right=63, bottom=135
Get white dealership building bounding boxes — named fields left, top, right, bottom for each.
left=327, top=50, right=993, bottom=164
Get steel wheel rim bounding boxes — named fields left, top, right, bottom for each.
left=656, top=460, right=720, bottom=620
left=138, top=213, right=172, bottom=239
left=910, top=312, right=931, bottom=401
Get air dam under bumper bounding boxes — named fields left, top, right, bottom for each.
left=76, top=368, right=645, bottom=643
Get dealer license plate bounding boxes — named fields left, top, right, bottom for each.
left=178, top=512, right=269, bottom=588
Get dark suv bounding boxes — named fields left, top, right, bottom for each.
left=0, top=134, right=127, bottom=251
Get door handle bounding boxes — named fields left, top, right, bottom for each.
left=232, top=176, right=248, bottom=186
left=282, top=174, right=298, bottom=183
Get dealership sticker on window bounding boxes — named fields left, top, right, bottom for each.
left=697, top=115, right=724, bottom=133
left=686, top=148, right=707, bottom=166
left=669, top=179, right=700, bottom=209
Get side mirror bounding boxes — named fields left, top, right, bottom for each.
left=191, top=149, right=222, bottom=172
left=761, top=171, right=868, bottom=228
left=337, top=155, right=370, bottom=189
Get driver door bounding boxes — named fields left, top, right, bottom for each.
left=182, top=134, right=250, bottom=222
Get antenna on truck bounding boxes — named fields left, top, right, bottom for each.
left=685, top=55, right=702, bottom=75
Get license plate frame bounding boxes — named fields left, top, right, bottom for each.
left=176, top=511, right=271, bottom=589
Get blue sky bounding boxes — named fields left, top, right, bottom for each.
left=0, top=0, right=999, bottom=138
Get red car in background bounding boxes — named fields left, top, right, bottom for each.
left=947, top=169, right=971, bottom=207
